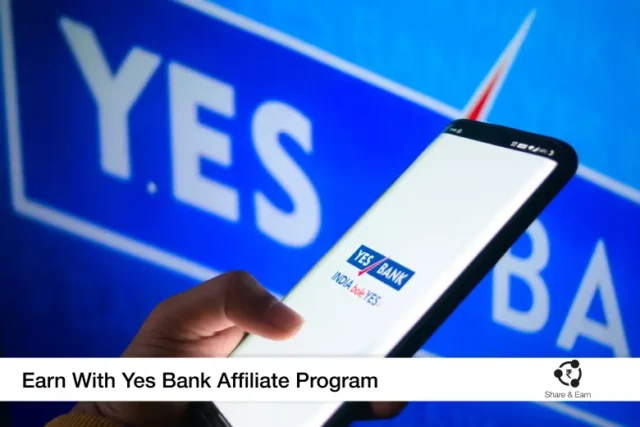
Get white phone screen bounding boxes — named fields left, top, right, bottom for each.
left=215, top=131, right=557, bottom=427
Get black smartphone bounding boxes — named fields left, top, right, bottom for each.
left=210, top=119, right=578, bottom=427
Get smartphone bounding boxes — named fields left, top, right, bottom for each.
left=211, top=119, right=578, bottom=427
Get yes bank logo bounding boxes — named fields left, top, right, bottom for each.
left=329, top=245, right=414, bottom=307
left=347, top=245, right=415, bottom=291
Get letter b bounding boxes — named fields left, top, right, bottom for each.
left=492, top=220, right=550, bottom=333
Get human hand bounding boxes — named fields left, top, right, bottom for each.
left=72, top=271, right=406, bottom=426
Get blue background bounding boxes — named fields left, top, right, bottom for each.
left=1, top=0, right=638, bottom=426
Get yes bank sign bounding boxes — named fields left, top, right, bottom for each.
left=2, top=0, right=449, bottom=284
left=2, top=0, right=639, bottom=424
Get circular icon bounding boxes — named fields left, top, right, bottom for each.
left=554, top=360, right=581, bottom=388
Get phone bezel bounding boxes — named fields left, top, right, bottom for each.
left=211, top=119, right=578, bottom=427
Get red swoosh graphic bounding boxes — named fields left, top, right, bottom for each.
left=358, top=257, right=389, bottom=276
left=466, top=64, right=505, bottom=121
left=462, top=11, right=535, bottom=122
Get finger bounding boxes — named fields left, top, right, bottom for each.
left=370, top=401, right=408, bottom=419
left=203, top=326, right=247, bottom=355
left=142, top=271, right=304, bottom=341
left=349, top=401, right=408, bottom=421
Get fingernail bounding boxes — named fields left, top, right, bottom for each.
left=265, top=301, right=304, bottom=332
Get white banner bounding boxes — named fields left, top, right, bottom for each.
left=1, top=358, right=638, bottom=402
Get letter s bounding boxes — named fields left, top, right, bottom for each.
left=252, top=101, right=321, bottom=247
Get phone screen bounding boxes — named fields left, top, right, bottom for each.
left=215, top=128, right=559, bottom=427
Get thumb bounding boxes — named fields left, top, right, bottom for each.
left=138, top=271, right=304, bottom=342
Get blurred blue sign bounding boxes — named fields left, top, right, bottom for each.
left=1, top=0, right=638, bottom=426
left=5, top=0, right=449, bottom=286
